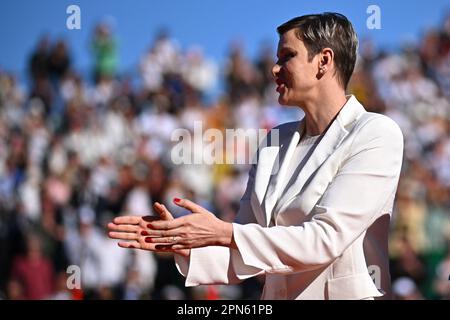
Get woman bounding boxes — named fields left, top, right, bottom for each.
left=108, top=13, right=404, bottom=300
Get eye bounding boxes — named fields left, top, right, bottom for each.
left=277, top=52, right=296, bottom=65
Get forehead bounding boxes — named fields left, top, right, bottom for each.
left=277, top=29, right=305, bottom=53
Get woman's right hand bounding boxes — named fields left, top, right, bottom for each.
left=108, top=202, right=191, bottom=257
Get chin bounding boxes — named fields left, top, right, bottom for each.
left=277, top=93, right=288, bottom=105
left=278, top=96, right=296, bottom=107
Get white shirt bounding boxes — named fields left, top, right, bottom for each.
left=279, top=133, right=322, bottom=196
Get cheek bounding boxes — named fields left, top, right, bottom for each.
left=282, top=66, right=294, bottom=87
left=285, top=62, right=302, bottom=85
left=285, top=71, right=299, bottom=90
left=290, top=64, right=315, bottom=88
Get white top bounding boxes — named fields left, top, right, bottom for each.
left=278, top=133, right=322, bottom=198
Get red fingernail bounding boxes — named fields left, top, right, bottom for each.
left=147, top=224, right=153, bottom=229
left=145, top=237, right=152, bottom=243
left=141, top=230, right=149, bottom=236
left=174, top=197, right=181, bottom=203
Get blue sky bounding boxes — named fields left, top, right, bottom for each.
left=1, top=0, right=450, bottom=84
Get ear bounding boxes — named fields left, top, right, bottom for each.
left=318, top=48, right=334, bottom=74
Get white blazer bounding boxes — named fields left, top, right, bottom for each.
left=175, top=95, right=404, bottom=300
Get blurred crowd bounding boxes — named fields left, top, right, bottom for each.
left=1, top=16, right=450, bottom=300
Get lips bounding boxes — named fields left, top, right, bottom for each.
left=275, top=78, right=286, bottom=93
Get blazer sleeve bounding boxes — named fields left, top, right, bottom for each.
left=230, top=116, right=404, bottom=275
left=174, top=162, right=264, bottom=286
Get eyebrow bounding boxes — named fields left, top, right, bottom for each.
left=277, top=46, right=295, bottom=58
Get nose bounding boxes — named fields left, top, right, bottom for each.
left=272, top=63, right=280, bottom=79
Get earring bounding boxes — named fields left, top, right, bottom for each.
left=319, top=67, right=325, bottom=73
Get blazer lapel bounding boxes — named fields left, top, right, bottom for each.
left=249, top=121, right=300, bottom=226
left=263, top=128, right=301, bottom=225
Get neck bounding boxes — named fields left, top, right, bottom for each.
left=300, top=86, right=348, bottom=136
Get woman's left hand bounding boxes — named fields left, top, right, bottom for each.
left=145, top=198, right=234, bottom=250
